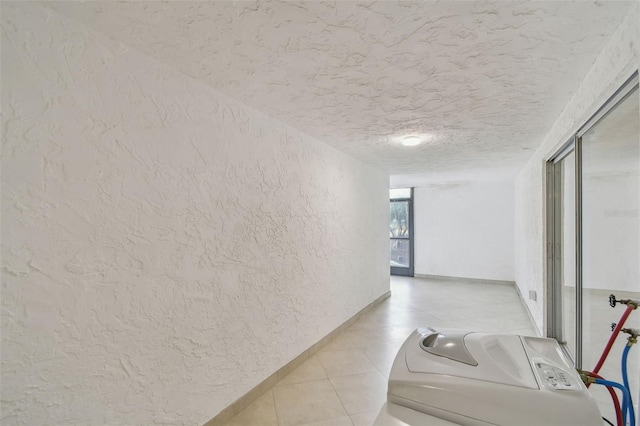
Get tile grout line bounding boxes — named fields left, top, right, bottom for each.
left=270, top=390, right=281, bottom=426
left=326, top=374, right=353, bottom=423
left=359, top=346, right=389, bottom=379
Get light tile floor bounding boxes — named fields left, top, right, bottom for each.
left=224, top=276, right=538, bottom=426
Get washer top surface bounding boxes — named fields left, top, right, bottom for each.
left=406, top=328, right=539, bottom=389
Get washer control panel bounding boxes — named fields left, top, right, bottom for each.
left=534, top=361, right=576, bottom=390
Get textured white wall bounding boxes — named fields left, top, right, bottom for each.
left=413, top=180, right=515, bottom=282
left=514, top=6, right=639, bottom=333
left=0, top=4, right=389, bottom=425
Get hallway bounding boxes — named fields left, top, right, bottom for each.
left=224, top=276, right=537, bottom=426
left=2, top=3, right=638, bottom=423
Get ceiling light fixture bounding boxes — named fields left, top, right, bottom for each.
left=401, top=136, right=422, bottom=146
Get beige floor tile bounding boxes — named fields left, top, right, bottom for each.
left=338, top=329, right=393, bottom=348
left=225, top=390, right=278, bottom=426
left=327, top=332, right=360, bottom=350
left=366, top=315, right=423, bottom=328
left=347, top=317, right=380, bottom=331
left=468, top=317, right=530, bottom=332
left=349, top=410, right=379, bottom=426
left=362, top=345, right=399, bottom=378
left=370, top=300, right=422, bottom=313
left=330, top=371, right=387, bottom=415
left=380, top=325, right=417, bottom=340
left=296, top=415, right=354, bottom=426
left=487, top=302, right=533, bottom=315
left=399, top=310, right=444, bottom=325
left=277, top=356, right=327, bottom=387
left=426, top=308, right=472, bottom=320
left=225, top=276, right=548, bottom=426
left=317, top=350, right=378, bottom=378
left=273, top=379, right=347, bottom=426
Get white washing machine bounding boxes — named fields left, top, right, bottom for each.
left=375, top=327, right=603, bottom=426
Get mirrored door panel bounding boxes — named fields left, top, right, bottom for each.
left=580, top=86, right=639, bottom=417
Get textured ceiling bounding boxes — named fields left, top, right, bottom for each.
left=43, top=1, right=633, bottom=182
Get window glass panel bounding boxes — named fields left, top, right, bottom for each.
left=390, top=240, right=410, bottom=268
left=390, top=201, right=409, bottom=238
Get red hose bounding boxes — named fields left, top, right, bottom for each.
left=590, top=305, right=635, bottom=379
left=586, top=371, right=623, bottom=426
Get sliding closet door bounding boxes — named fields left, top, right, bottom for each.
left=547, top=76, right=639, bottom=421
left=580, top=86, right=639, bottom=404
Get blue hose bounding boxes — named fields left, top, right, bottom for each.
left=594, top=378, right=632, bottom=426
left=621, top=345, right=635, bottom=426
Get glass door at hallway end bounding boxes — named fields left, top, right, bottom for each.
left=390, top=188, right=414, bottom=277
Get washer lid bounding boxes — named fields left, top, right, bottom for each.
left=419, top=331, right=478, bottom=366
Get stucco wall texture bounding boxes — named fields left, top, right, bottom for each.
left=414, top=180, right=515, bottom=282
left=514, top=6, right=639, bottom=333
left=0, top=4, right=390, bottom=425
